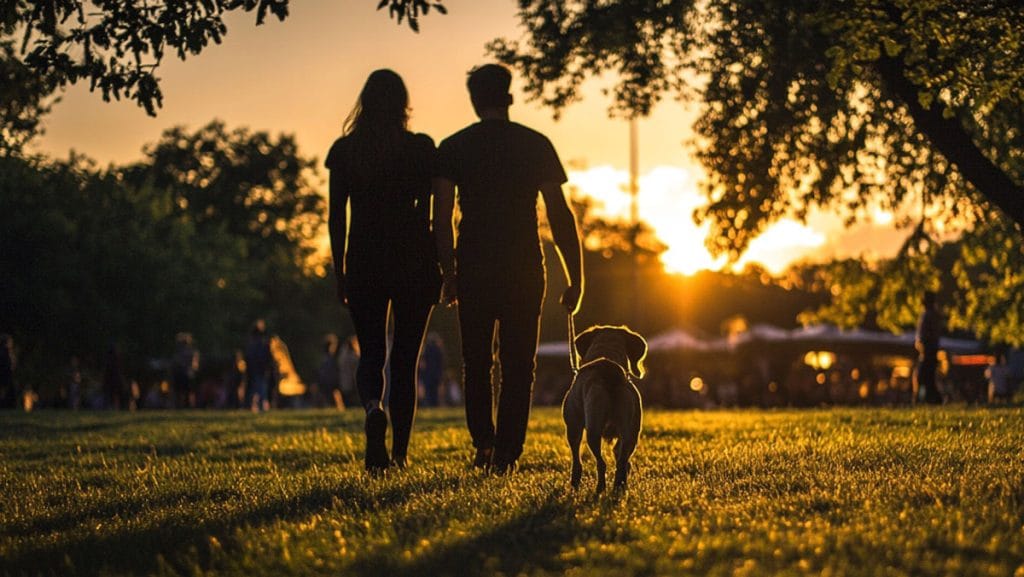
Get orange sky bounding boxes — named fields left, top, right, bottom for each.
left=31, top=2, right=909, bottom=275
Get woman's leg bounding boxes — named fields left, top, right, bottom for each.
left=387, top=295, right=434, bottom=464
left=347, top=291, right=391, bottom=411
left=347, top=288, right=392, bottom=470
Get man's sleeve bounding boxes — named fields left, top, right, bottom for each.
left=538, top=136, right=568, bottom=185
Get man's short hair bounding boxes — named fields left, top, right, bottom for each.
left=467, top=64, right=512, bottom=110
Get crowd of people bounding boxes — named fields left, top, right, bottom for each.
left=0, top=323, right=463, bottom=414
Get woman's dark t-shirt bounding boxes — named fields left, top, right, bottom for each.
left=326, top=131, right=440, bottom=299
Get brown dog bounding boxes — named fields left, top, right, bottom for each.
left=562, top=325, right=647, bottom=493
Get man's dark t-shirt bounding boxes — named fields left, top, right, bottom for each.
left=325, top=131, right=440, bottom=297
left=437, top=119, right=567, bottom=291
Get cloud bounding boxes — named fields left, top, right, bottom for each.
left=568, top=165, right=906, bottom=276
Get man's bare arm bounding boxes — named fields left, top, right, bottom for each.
left=433, top=177, right=457, bottom=305
left=540, top=181, right=583, bottom=313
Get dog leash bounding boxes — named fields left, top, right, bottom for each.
left=567, top=312, right=579, bottom=377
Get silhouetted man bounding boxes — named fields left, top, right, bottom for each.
left=914, top=290, right=943, bottom=405
left=434, top=64, right=583, bottom=473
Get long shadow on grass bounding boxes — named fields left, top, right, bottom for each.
left=348, top=489, right=580, bottom=577
left=0, top=470, right=462, bottom=576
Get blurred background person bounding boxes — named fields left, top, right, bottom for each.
left=418, top=332, right=444, bottom=407
left=171, top=332, right=199, bottom=408
left=244, top=320, right=275, bottom=412
left=316, top=334, right=342, bottom=409
left=987, top=353, right=1013, bottom=404
left=337, top=335, right=360, bottom=410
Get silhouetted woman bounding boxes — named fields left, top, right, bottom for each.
left=326, top=69, right=440, bottom=471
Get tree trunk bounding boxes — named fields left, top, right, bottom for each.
left=875, top=55, right=1024, bottom=228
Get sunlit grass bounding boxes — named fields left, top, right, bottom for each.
left=1, top=407, right=1022, bottom=576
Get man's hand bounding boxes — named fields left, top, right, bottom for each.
left=440, top=274, right=458, bottom=307
left=560, top=284, right=582, bottom=315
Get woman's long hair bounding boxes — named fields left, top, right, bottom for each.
left=343, top=69, right=409, bottom=145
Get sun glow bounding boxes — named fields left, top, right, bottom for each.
left=567, top=165, right=827, bottom=276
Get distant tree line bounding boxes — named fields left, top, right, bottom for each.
left=0, top=121, right=346, bottom=397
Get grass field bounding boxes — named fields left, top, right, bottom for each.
left=1, top=407, right=1023, bottom=577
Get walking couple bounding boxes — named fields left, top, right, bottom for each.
left=327, top=64, right=583, bottom=473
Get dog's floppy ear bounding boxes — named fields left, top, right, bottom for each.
left=622, top=328, right=648, bottom=380
left=574, top=326, right=598, bottom=359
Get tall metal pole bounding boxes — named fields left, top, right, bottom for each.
left=629, top=117, right=641, bottom=327
left=629, top=118, right=639, bottom=227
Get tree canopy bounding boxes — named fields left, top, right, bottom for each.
left=0, top=123, right=341, bottom=395
left=0, top=39, right=56, bottom=155
left=492, top=0, right=1024, bottom=343
left=1, top=0, right=442, bottom=118
left=492, top=0, right=1023, bottom=235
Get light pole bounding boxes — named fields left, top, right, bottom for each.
left=629, top=117, right=641, bottom=327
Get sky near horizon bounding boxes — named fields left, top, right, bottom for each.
left=30, top=1, right=908, bottom=275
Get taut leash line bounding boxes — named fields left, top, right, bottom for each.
left=568, top=312, right=579, bottom=377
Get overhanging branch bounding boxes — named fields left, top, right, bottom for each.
left=874, top=55, right=1024, bottom=228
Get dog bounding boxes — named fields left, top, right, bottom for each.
left=562, top=325, right=647, bottom=493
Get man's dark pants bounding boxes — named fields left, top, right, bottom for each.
left=458, top=271, right=544, bottom=465
left=914, top=353, right=943, bottom=405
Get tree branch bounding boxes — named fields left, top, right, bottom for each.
left=874, top=54, right=1024, bottom=228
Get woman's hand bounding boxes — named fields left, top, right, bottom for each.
left=561, top=284, right=582, bottom=315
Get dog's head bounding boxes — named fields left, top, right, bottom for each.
left=574, top=325, right=648, bottom=380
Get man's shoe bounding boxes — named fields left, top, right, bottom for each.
left=472, top=447, right=493, bottom=470
left=364, top=408, right=390, bottom=472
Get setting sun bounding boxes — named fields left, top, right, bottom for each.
left=567, top=165, right=828, bottom=276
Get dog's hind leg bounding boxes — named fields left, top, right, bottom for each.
left=613, top=435, right=636, bottom=490
left=563, top=402, right=584, bottom=488
left=567, top=425, right=583, bottom=489
left=585, top=394, right=609, bottom=494
left=586, top=426, right=606, bottom=494
left=613, top=391, right=642, bottom=491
